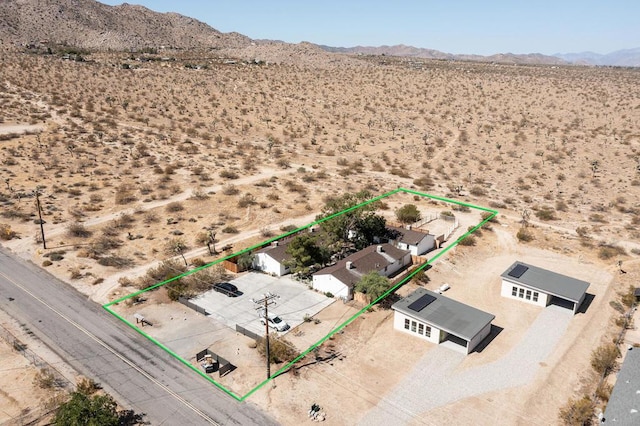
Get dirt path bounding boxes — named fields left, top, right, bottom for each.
left=93, top=211, right=318, bottom=303
left=0, top=123, right=44, bottom=135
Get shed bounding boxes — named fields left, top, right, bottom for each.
left=500, top=261, right=590, bottom=314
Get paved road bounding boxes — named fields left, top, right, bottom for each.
left=0, top=247, right=278, bottom=425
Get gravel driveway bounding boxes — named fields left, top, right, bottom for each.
left=358, top=305, right=573, bottom=425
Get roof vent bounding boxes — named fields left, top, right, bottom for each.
left=346, top=261, right=353, bottom=270
left=376, top=245, right=383, bottom=253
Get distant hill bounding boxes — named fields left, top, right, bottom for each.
left=317, top=44, right=567, bottom=66
left=0, top=0, right=251, bottom=50
left=554, top=48, right=640, bottom=67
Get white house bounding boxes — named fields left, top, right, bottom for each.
left=312, top=243, right=411, bottom=300
left=500, top=261, right=590, bottom=314
left=392, top=288, right=495, bottom=354
left=252, top=241, right=292, bottom=276
left=387, top=226, right=436, bottom=256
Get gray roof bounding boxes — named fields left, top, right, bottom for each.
left=313, top=243, right=410, bottom=289
left=500, top=261, right=590, bottom=303
left=256, top=241, right=292, bottom=263
left=603, top=347, right=640, bottom=424
left=392, top=288, right=495, bottom=341
left=388, top=226, right=431, bottom=246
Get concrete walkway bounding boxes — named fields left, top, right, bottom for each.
left=358, top=305, right=573, bottom=425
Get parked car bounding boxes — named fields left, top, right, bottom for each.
left=213, top=282, right=240, bottom=297
left=260, top=313, right=290, bottom=332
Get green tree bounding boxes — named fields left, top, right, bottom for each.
left=395, top=204, right=422, bottom=224
left=317, top=191, right=389, bottom=249
left=317, top=190, right=375, bottom=244
left=54, top=392, right=119, bottom=426
left=285, top=234, right=330, bottom=277
left=354, top=271, right=393, bottom=302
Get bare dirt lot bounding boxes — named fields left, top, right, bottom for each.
left=1, top=49, right=639, bottom=424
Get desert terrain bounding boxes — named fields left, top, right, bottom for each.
left=1, top=42, right=640, bottom=425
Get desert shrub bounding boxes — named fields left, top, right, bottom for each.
left=165, top=201, right=184, bottom=212
left=598, top=244, right=625, bottom=260
left=412, top=269, right=431, bottom=285
left=138, top=259, right=187, bottom=289
left=469, top=185, right=486, bottom=196
left=114, top=183, right=137, bottom=204
left=558, top=396, right=593, bottom=426
left=481, top=211, right=497, bottom=223
left=452, top=204, right=471, bottom=213
left=413, top=175, right=434, bottom=190
left=0, top=223, right=17, bottom=240
left=516, top=228, right=534, bottom=242
left=222, top=226, right=239, bottom=234
left=97, top=256, right=134, bottom=269
left=257, top=336, right=299, bottom=364
left=42, top=260, right=52, bottom=267
left=458, top=235, right=476, bottom=246
left=576, top=226, right=590, bottom=238
left=69, top=268, right=82, bottom=279
left=67, top=222, right=92, bottom=238
left=595, top=383, right=613, bottom=403
left=220, top=170, right=239, bottom=179
left=276, top=158, right=290, bottom=168
left=590, top=343, right=619, bottom=375
left=143, top=211, right=159, bottom=223
left=76, top=377, right=101, bottom=395
left=535, top=206, right=557, bottom=221
left=222, top=184, right=239, bottom=195
left=238, top=193, right=257, bottom=208
left=33, top=368, right=56, bottom=389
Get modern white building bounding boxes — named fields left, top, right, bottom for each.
left=252, top=241, right=292, bottom=276
left=312, top=243, right=411, bottom=300
left=392, top=288, right=495, bottom=354
left=500, top=261, right=590, bottom=314
left=387, top=226, right=436, bottom=256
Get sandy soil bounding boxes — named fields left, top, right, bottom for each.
left=1, top=49, right=639, bottom=424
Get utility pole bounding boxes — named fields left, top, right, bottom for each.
left=34, top=189, right=46, bottom=249
left=252, top=292, right=279, bottom=379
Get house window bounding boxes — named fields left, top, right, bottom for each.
left=512, top=286, right=518, bottom=297
left=519, top=288, right=525, bottom=298
left=404, top=318, right=410, bottom=330
left=533, top=292, right=539, bottom=302
left=425, top=326, right=431, bottom=338
left=418, top=323, right=424, bottom=335
left=526, top=290, right=532, bottom=300
left=411, top=321, right=417, bottom=332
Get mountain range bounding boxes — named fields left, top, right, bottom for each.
left=1, top=0, right=637, bottom=67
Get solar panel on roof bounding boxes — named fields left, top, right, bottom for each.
left=508, top=264, right=528, bottom=279
left=407, top=293, right=436, bottom=312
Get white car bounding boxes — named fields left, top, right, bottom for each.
left=260, top=313, right=290, bottom=332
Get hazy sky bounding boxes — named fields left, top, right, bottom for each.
left=100, top=0, right=638, bottom=55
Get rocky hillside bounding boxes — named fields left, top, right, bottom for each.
left=0, top=0, right=251, bottom=50
left=318, top=44, right=567, bottom=65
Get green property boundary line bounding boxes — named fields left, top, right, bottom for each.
left=103, top=187, right=497, bottom=401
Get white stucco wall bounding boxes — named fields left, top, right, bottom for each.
left=253, top=253, right=288, bottom=276
left=393, top=311, right=441, bottom=344
left=312, top=274, right=350, bottom=299
left=393, top=236, right=435, bottom=256
left=500, top=280, right=549, bottom=307
left=467, top=321, right=492, bottom=354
